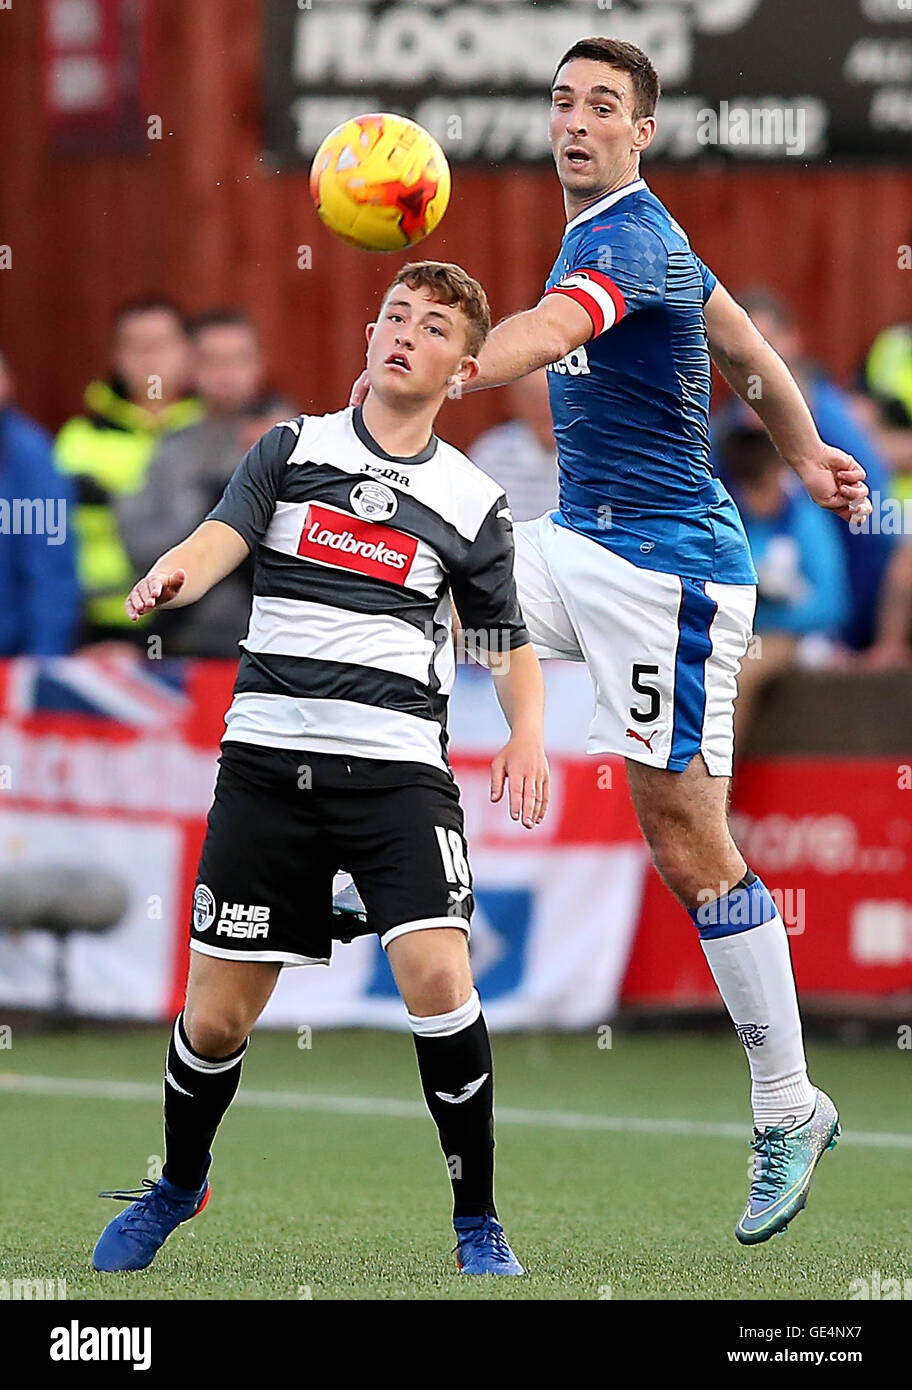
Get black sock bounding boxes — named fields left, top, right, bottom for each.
left=409, top=990, right=496, bottom=1222
left=162, top=1012, right=247, bottom=1191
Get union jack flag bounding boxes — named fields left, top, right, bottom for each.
left=2, top=650, right=189, bottom=730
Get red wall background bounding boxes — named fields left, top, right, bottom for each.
left=2, top=0, right=911, bottom=450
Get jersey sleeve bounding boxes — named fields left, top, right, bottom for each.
left=694, top=254, right=718, bottom=303
left=206, top=420, right=300, bottom=549
left=449, top=495, right=529, bottom=656
left=543, top=219, right=667, bottom=339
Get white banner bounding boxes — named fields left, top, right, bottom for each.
left=0, top=657, right=647, bottom=1028
left=260, top=843, right=647, bottom=1031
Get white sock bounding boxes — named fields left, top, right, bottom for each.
left=750, top=1069, right=817, bottom=1132
left=697, top=893, right=816, bottom=1131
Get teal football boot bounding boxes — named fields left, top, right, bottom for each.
left=331, top=872, right=371, bottom=942
left=736, top=1089, right=840, bottom=1245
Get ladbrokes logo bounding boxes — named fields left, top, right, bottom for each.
left=298, top=502, right=417, bottom=584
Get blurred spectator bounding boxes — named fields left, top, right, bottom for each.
left=469, top=369, right=558, bottom=521
left=850, top=323, right=912, bottom=669
left=859, top=323, right=912, bottom=498
left=712, top=289, right=893, bottom=652
left=55, top=298, right=202, bottom=644
left=118, top=310, right=293, bottom=657
left=0, top=351, right=79, bottom=656
left=721, top=428, right=849, bottom=752
left=863, top=540, right=912, bottom=668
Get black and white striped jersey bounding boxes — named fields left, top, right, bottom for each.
left=207, top=404, right=529, bottom=773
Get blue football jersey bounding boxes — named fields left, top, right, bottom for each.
left=543, top=178, right=756, bottom=585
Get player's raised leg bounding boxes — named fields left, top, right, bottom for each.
left=625, top=754, right=839, bottom=1243
left=514, top=516, right=839, bottom=1243
left=92, top=952, right=279, bottom=1272
left=385, top=925, right=523, bottom=1275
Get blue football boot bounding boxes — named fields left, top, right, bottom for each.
left=92, top=1168, right=211, bottom=1272
left=454, top=1216, right=524, bottom=1275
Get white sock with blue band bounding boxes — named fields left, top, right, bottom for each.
left=690, top=872, right=816, bottom=1132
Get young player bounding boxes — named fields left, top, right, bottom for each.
left=92, top=262, right=548, bottom=1277
left=351, top=41, right=871, bottom=1245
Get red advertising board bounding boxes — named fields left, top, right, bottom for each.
left=0, top=656, right=909, bottom=1020
left=621, top=759, right=912, bottom=1004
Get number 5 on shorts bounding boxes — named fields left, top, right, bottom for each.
left=629, top=662, right=661, bottom=723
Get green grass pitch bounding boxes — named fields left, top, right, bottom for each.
left=2, top=1028, right=910, bottom=1300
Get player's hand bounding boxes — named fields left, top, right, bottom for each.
left=797, top=444, right=872, bottom=524
left=349, top=370, right=370, bottom=407
left=125, top=569, right=186, bottom=620
left=490, top=735, right=550, bottom=828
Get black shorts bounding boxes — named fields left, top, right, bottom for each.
left=190, top=742, right=474, bottom=966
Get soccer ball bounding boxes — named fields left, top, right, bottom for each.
left=310, top=113, right=451, bottom=252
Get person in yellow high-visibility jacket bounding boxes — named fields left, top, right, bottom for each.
left=55, top=298, right=203, bottom=642
left=864, top=323, right=912, bottom=506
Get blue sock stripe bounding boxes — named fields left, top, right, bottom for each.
left=690, top=877, right=779, bottom=939
left=669, top=578, right=717, bottom=768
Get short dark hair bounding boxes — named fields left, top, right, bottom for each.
left=114, top=297, right=185, bottom=333
left=188, top=309, right=257, bottom=340
left=552, top=38, right=660, bottom=121
left=385, top=261, right=491, bottom=358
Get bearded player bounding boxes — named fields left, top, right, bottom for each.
left=350, top=38, right=871, bottom=1245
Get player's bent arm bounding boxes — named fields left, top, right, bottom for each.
left=467, top=294, right=593, bottom=393
left=487, top=642, right=550, bottom=827
left=704, top=282, right=823, bottom=468
left=704, top=282, right=871, bottom=523
left=125, top=520, right=250, bottom=620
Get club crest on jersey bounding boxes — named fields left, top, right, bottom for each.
left=192, top=884, right=216, bottom=933
left=298, top=502, right=418, bottom=584
left=349, top=479, right=399, bottom=521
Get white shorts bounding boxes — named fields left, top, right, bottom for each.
left=514, top=513, right=756, bottom=777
